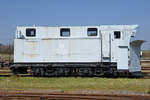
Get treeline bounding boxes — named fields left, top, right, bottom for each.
left=0, top=44, right=14, bottom=54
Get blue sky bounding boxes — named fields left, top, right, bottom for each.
left=0, top=0, right=150, bottom=49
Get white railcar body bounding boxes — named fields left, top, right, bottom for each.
left=12, top=25, right=145, bottom=76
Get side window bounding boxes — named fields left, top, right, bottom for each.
left=114, top=31, right=121, bottom=39
left=60, top=28, right=70, bottom=37
left=26, top=28, right=36, bottom=37
left=87, top=28, right=97, bottom=36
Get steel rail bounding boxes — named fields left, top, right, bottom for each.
left=0, top=92, right=150, bottom=100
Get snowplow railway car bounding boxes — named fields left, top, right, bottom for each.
left=10, top=25, right=145, bottom=77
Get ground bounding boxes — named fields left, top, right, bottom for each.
left=0, top=76, right=150, bottom=93
left=0, top=52, right=150, bottom=94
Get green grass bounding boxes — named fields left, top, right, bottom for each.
left=0, top=76, right=150, bottom=93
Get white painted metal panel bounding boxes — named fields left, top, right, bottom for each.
left=117, top=46, right=128, bottom=70
left=14, top=38, right=101, bottom=63
left=40, top=39, right=101, bottom=62
left=101, top=31, right=110, bottom=62
left=14, top=39, right=24, bottom=62
left=23, top=40, right=40, bottom=62
left=129, top=40, right=145, bottom=72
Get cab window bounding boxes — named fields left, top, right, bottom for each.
left=26, top=28, right=36, bottom=37
left=60, top=28, right=70, bottom=37
left=87, top=28, right=97, bottom=36
left=114, top=31, right=121, bottom=39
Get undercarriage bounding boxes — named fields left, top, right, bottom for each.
left=10, top=62, right=118, bottom=77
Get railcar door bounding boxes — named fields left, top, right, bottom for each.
left=101, top=31, right=111, bottom=62
left=113, top=31, right=129, bottom=70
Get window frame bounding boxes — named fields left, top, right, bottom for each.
left=87, top=28, right=98, bottom=36
left=26, top=28, right=36, bottom=37
left=60, top=28, right=70, bottom=37
left=114, top=31, right=121, bottom=39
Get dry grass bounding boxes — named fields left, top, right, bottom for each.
left=0, top=54, right=13, bottom=62
left=142, top=50, right=150, bottom=60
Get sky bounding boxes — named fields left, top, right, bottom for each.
left=0, top=0, right=150, bottom=49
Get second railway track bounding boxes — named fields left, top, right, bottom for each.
left=0, top=91, right=150, bottom=100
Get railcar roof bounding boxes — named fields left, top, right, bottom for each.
left=17, top=25, right=138, bottom=30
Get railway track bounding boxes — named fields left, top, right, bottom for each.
left=0, top=91, right=150, bottom=100
left=142, top=67, right=150, bottom=74
left=142, top=67, right=150, bottom=70
left=141, top=60, right=150, bottom=74
left=0, top=60, right=150, bottom=76
left=141, top=60, right=150, bottom=63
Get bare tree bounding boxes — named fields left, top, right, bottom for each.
left=0, top=43, right=14, bottom=54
